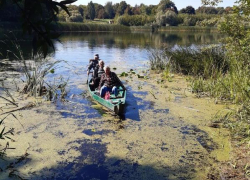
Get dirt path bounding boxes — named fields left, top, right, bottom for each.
left=0, top=72, right=231, bottom=179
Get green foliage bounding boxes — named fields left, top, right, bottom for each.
left=105, top=1, right=115, bottom=19
left=53, top=22, right=130, bottom=32
left=182, top=16, right=198, bottom=26
left=67, top=15, right=83, bottom=22
left=117, top=1, right=127, bottom=15
left=155, top=10, right=179, bottom=26
left=87, top=1, right=95, bottom=20
left=157, top=0, right=178, bottom=14
left=116, top=15, right=155, bottom=26
left=196, top=17, right=220, bottom=27
left=180, top=6, right=196, bottom=15
left=196, top=6, right=219, bottom=14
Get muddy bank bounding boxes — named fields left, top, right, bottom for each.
left=0, top=69, right=232, bottom=179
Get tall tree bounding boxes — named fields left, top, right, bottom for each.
left=124, top=5, right=132, bottom=15
left=140, top=3, right=150, bottom=15
left=117, top=1, right=127, bottom=15
left=180, top=6, right=195, bottom=14
left=112, top=3, right=119, bottom=15
left=157, top=0, right=178, bottom=14
left=104, top=2, right=114, bottom=19
left=87, top=1, right=95, bottom=20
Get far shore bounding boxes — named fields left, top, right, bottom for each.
left=0, top=21, right=219, bottom=33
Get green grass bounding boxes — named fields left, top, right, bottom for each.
left=149, top=45, right=250, bottom=140
left=53, top=22, right=130, bottom=32
left=0, top=21, right=130, bottom=32
left=158, top=26, right=218, bottom=32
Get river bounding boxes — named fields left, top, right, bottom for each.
left=0, top=31, right=230, bottom=180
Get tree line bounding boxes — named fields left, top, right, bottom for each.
left=0, top=0, right=232, bottom=23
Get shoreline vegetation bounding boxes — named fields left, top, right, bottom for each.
left=0, top=21, right=220, bottom=33
left=149, top=44, right=250, bottom=179
left=0, top=22, right=131, bottom=33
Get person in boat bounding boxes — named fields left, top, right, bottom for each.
left=98, top=66, right=125, bottom=98
left=92, top=60, right=105, bottom=88
left=87, top=54, right=100, bottom=76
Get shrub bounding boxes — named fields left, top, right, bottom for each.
left=155, top=10, right=179, bottom=26
left=116, top=15, right=155, bottom=26
left=182, top=16, right=199, bottom=26
left=67, top=15, right=84, bottom=23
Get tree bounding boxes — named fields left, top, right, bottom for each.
left=124, top=5, right=132, bottom=15
left=196, top=6, right=218, bottom=14
left=79, top=6, right=84, bottom=17
left=132, top=6, right=140, bottom=15
left=105, top=2, right=114, bottom=19
left=94, top=4, right=105, bottom=18
left=87, top=1, right=95, bottom=20
left=97, top=8, right=106, bottom=19
left=140, top=3, right=150, bottom=15
left=157, top=0, right=178, bottom=14
left=112, top=3, right=119, bottom=15
left=0, top=0, right=76, bottom=57
left=117, top=1, right=127, bottom=15
left=185, top=6, right=195, bottom=14
left=216, top=7, right=225, bottom=14
left=156, top=10, right=179, bottom=26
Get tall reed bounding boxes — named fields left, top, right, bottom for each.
left=149, top=45, right=250, bottom=139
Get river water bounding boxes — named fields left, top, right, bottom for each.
left=0, top=31, right=230, bottom=179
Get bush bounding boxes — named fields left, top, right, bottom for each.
left=155, top=10, right=179, bottom=26
left=67, top=15, right=84, bottom=23
left=116, top=15, right=155, bottom=26
left=182, top=16, right=199, bottom=26
left=196, top=17, right=220, bottom=27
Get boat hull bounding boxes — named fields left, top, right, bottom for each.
left=88, top=80, right=126, bottom=115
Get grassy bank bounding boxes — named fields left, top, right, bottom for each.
left=52, top=22, right=130, bottom=32
left=130, top=26, right=218, bottom=32
left=149, top=46, right=250, bottom=141
left=0, top=22, right=130, bottom=32
left=158, top=26, right=218, bottom=32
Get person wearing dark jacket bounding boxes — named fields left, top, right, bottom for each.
left=92, top=60, right=105, bottom=88
left=87, top=54, right=100, bottom=76
left=99, top=66, right=125, bottom=97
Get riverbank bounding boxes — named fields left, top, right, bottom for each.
left=0, top=22, right=218, bottom=33
left=0, top=22, right=130, bottom=33
left=130, top=26, right=218, bottom=32
left=0, top=63, right=234, bottom=179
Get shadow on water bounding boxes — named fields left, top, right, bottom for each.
left=180, top=125, right=218, bottom=153
left=124, top=85, right=155, bottom=121
left=55, top=85, right=103, bottom=119
left=25, top=139, right=199, bottom=180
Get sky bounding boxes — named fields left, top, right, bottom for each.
left=73, top=0, right=236, bottom=9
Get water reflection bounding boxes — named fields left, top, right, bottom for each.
left=0, top=31, right=224, bottom=60
left=58, top=31, right=225, bottom=50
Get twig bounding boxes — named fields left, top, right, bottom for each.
left=149, top=91, right=157, bottom=99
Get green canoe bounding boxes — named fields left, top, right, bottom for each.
left=88, top=79, right=126, bottom=115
